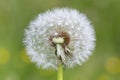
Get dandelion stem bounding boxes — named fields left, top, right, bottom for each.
left=58, top=64, right=63, bottom=80
left=56, top=44, right=64, bottom=80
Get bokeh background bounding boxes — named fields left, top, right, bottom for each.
left=0, top=0, right=120, bottom=80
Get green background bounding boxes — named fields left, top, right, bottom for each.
left=0, top=0, right=120, bottom=80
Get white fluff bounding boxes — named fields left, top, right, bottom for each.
left=23, top=8, right=95, bottom=70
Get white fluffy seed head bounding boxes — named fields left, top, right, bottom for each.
left=23, top=8, right=96, bottom=70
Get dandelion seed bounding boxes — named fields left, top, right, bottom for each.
left=23, top=8, right=95, bottom=70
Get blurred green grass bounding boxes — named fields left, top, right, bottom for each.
left=0, top=0, right=120, bottom=80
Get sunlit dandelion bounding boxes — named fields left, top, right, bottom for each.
left=23, top=8, right=95, bottom=70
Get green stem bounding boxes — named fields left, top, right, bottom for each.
left=58, top=64, right=63, bottom=80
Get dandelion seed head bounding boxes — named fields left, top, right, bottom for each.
left=23, top=8, right=95, bottom=70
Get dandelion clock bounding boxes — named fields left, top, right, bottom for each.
left=23, top=8, right=95, bottom=80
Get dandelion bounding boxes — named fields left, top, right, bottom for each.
left=23, top=8, right=95, bottom=80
